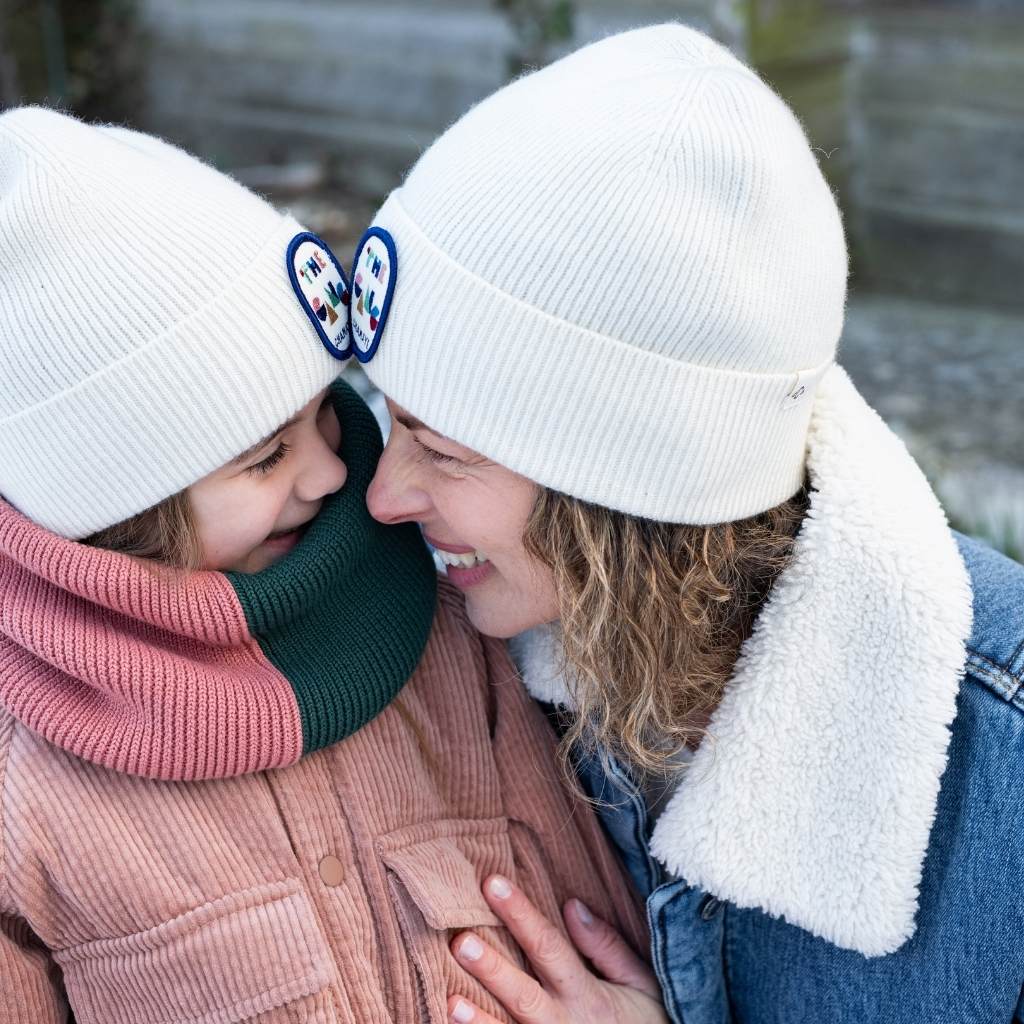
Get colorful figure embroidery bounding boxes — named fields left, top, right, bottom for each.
left=348, top=226, right=397, bottom=362
left=286, top=230, right=352, bottom=360
left=326, top=281, right=350, bottom=309
left=311, top=296, right=338, bottom=326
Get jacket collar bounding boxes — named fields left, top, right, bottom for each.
left=510, top=366, right=973, bottom=957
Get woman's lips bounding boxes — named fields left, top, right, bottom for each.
left=422, top=534, right=493, bottom=587
left=423, top=533, right=476, bottom=554
left=444, top=560, right=495, bottom=588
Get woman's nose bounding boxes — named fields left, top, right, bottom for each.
left=366, top=444, right=432, bottom=525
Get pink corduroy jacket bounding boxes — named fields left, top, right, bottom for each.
left=0, top=543, right=646, bottom=1024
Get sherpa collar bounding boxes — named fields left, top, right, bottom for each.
left=509, top=365, right=973, bottom=957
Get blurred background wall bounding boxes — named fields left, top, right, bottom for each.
left=1, top=0, right=1021, bottom=556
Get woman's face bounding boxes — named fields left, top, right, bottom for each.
left=367, top=400, right=559, bottom=638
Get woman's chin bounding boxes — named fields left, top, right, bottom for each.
left=462, top=589, right=557, bottom=640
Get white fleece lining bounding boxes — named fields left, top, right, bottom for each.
left=510, top=366, right=973, bottom=957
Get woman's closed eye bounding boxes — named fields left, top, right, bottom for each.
left=247, top=442, right=291, bottom=477
left=414, top=436, right=460, bottom=466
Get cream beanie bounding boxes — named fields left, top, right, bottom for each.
left=360, top=23, right=849, bottom=524
left=0, top=107, right=347, bottom=538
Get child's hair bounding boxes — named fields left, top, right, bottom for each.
left=523, top=485, right=810, bottom=780
left=82, top=491, right=204, bottom=572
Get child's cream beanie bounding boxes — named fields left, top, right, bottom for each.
left=361, top=24, right=849, bottom=524
left=0, top=107, right=345, bottom=537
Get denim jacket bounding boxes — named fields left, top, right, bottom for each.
left=509, top=369, right=1024, bottom=1022
left=574, top=534, right=1024, bottom=1023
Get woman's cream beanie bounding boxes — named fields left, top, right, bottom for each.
left=361, top=23, right=849, bottom=524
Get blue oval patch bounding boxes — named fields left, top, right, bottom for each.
left=286, top=231, right=352, bottom=360
left=349, top=227, right=397, bottom=363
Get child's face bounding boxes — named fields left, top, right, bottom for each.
left=188, top=388, right=346, bottom=573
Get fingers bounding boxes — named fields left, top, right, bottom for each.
left=451, top=931, right=557, bottom=1024
left=563, top=898, right=662, bottom=1000
left=479, top=875, right=588, bottom=996
left=447, top=994, right=501, bottom=1024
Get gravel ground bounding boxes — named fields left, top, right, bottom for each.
left=841, top=293, right=1023, bottom=558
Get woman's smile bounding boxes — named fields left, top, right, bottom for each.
left=425, top=534, right=493, bottom=587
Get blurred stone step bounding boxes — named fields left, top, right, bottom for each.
left=841, top=290, right=1023, bottom=556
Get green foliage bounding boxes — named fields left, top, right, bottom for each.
left=495, top=0, right=575, bottom=76
left=0, top=0, right=144, bottom=122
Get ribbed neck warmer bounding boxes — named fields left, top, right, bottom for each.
left=0, top=382, right=437, bottom=780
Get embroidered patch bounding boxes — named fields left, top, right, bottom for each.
left=286, top=232, right=352, bottom=360
left=349, top=227, right=397, bottom=363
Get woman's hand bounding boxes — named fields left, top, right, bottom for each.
left=447, top=875, right=668, bottom=1024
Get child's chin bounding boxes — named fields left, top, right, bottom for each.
left=251, top=548, right=292, bottom=573
left=227, top=536, right=300, bottom=574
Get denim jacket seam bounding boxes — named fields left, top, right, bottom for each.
left=606, top=756, right=663, bottom=893
left=1008, top=633, right=1024, bottom=679
left=720, top=902, right=737, bottom=1019
left=964, top=650, right=1024, bottom=712
left=647, top=886, right=686, bottom=1024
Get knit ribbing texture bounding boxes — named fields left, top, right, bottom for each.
left=362, top=24, right=848, bottom=523
left=0, top=107, right=343, bottom=537
left=0, top=381, right=437, bottom=779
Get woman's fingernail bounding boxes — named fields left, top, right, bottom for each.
left=574, top=899, right=594, bottom=926
left=488, top=876, right=513, bottom=900
left=451, top=999, right=475, bottom=1023
left=459, top=935, right=485, bottom=961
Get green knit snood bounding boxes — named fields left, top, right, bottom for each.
left=228, top=379, right=438, bottom=755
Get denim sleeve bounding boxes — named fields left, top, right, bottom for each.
left=726, top=677, right=1024, bottom=1024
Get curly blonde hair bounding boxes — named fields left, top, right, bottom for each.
left=522, top=485, right=809, bottom=780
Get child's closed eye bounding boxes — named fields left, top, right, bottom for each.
left=248, top=442, right=291, bottom=476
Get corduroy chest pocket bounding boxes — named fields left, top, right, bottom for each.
left=378, top=817, right=531, bottom=1024
left=53, top=878, right=340, bottom=1024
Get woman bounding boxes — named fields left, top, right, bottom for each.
left=358, top=23, right=1024, bottom=1024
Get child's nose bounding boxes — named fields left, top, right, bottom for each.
left=296, top=449, right=347, bottom=504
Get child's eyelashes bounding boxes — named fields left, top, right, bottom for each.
left=248, top=442, right=291, bottom=477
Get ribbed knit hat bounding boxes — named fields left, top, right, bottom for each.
left=0, top=107, right=346, bottom=538
left=360, top=24, right=849, bottom=524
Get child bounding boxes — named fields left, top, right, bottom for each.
left=0, top=107, right=645, bottom=1024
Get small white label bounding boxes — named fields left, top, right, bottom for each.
left=781, top=365, right=830, bottom=412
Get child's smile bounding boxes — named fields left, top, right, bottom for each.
left=188, top=388, right=347, bottom=573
